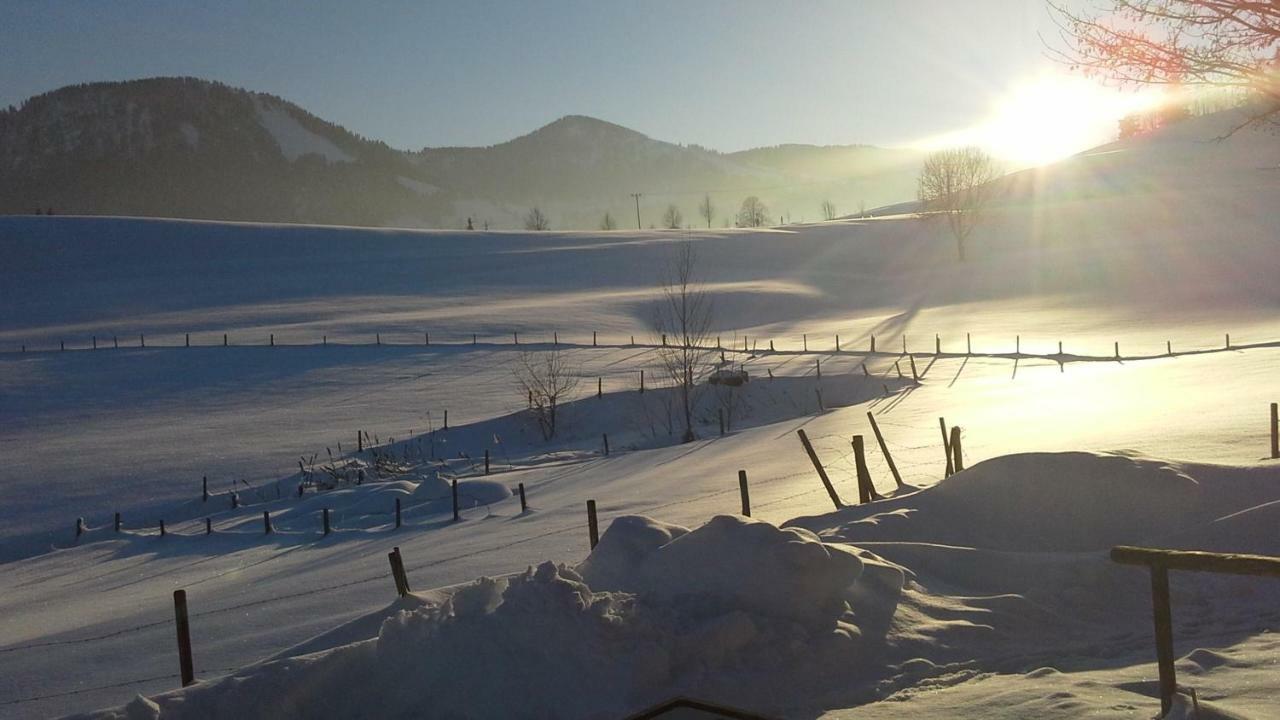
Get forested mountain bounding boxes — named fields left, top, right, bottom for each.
left=0, top=78, right=923, bottom=229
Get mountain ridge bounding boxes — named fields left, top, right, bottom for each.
left=0, top=77, right=924, bottom=228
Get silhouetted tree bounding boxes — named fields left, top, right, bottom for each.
left=524, top=207, right=550, bottom=231
left=512, top=350, right=579, bottom=441
left=736, top=196, right=768, bottom=227
left=662, top=204, right=683, bottom=229
left=917, top=147, right=999, bottom=262
left=600, top=212, right=617, bottom=230
left=698, top=193, right=715, bottom=229
left=821, top=200, right=837, bottom=221
left=653, top=242, right=716, bottom=443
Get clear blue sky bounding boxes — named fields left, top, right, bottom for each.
left=0, top=1, right=1075, bottom=152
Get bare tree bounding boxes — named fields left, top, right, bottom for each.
left=698, top=193, right=715, bottom=229
left=653, top=242, right=717, bottom=443
left=662, top=204, right=683, bottom=229
left=524, top=207, right=550, bottom=231
left=736, top=196, right=769, bottom=228
left=821, top=200, right=838, bottom=221
left=1049, top=1, right=1280, bottom=129
left=600, top=212, right=617, bottom=231
left=512, top=350, right=579, bottom=440
left=917, top=147, right=1000, bottom=262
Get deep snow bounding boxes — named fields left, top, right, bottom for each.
left=3, top=108, right=1280, bottom=718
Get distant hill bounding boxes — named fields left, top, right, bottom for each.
left=0, top=78, right=924, bottom=229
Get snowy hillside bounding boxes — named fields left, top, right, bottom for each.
left=2, top=107, right=1280, bottom=718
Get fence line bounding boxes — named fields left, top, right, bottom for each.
left=9, top=328, right=1275, bottom=368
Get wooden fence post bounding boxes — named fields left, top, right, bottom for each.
left=388, top=547, right=410, bottom=596
left=322, top=508, right=330, bottom=535
left=803, top=334, right=807, bottom=352
left=836, top=334, right=840, bottom=352
left=967, top=333, right=971, bottom=355
left=269, top=333, right=274, bottom=347
left=425, top=332, right=429, bottom=345
left=815, top=358, right=821, bottom=379
left=173, top=589, right=195, bottom=687
left=950, top=425, right=964, bottom=472
left=908, top=354, right=919, bottom=382
left=862, top=362, right=869, bottom=377
left=358, top=430, right=363, bottom=453
left=141, top=334, right=145, bottom=347
left=593, top=331, right=597, bottom=347
left=92, top=336, right=97, bottom=349
left=1115, top=341, right=1120, bottom=359
left=587, top=500, right=599, bottom=549
left=870, top=335, right=876, bottom=353
left=935, top=334, right=940, bottom=354
left=159, top=519, right=166, bottom=537
left=1150, top=564, right=1176, bottom=716
left=939, top=417, right=954, bottom=477
left=395, top=497, right=402, bottom=528
left=895, top=360, right=903, bottom=379
left=1226, top=333, right=1230, bottom=349
left=202, top=476, right=208, bottom=502
left=114, top=512, right=121, bottom=532
left=603, top=433, right=610, bottom=456
left=263, top=510, right=272, bottom=534
left=484, top=449, right=491, bottom=475
left=738, top=470, right=751, bottom=517
left=205, top=518, right=212, bottom=535
left=867, top=412, right=903, bottom=488
left=444, top=409, right=448, bottom=430
left=797, top=429, right=842, bottom=509
left=1271, top=402, right=1278, bottom=459
left=554, top=331, right=558, bottom=345
left=597, top=377, right=602, bottom=398
left=114, top=336, right=118, bottom=349
left=224, top=334, right=228, bottom=347
left=60, top=340, right=65, bottom=351
left=518, top=482, right=527, bottom=512
left=851, top=435, right=879, bottom=503
left=514, top=331, right=519, bottom=344
left=75, top=517, right=85, bottom=539
left=185, top=333, right=190, bottom=348
left=815, top=388, right=824, bottom=412
left=376, top=333, right=381, bottom=346
left=452, top=478, right=460, bottom=521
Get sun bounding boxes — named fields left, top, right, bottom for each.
left=917, top=73, right=1164, bottom=168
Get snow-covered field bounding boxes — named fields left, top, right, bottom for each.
left=2, top=109, right=1280, bottom=718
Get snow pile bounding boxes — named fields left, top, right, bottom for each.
left=75, top=515, right=904, bottom=719
left=789, top=451, right=1208, bottom=552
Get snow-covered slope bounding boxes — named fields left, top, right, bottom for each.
left=3, top=106, right=1280, bottom=718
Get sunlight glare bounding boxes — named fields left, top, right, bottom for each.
left=916, top=73, right=1164, bottom=168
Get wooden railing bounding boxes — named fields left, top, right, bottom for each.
left=1110, top=546, right=1280, bottom=717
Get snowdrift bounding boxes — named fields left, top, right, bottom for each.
left=786, top=451, right=1280, bottom=554
left=74, top=515, right=904, bottom=720
left=67, top=452, right=1280, bottom=719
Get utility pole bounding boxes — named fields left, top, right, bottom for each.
left=630, top=192, right=643, bottom=229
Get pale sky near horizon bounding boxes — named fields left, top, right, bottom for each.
left=0, top=1, right=1152, bottom=162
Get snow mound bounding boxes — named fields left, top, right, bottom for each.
left=582, top=514, right=869, bottom=629
left=788, top=452, right=1203, bottom=552
left=79, top=516, right=905, bottom=719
